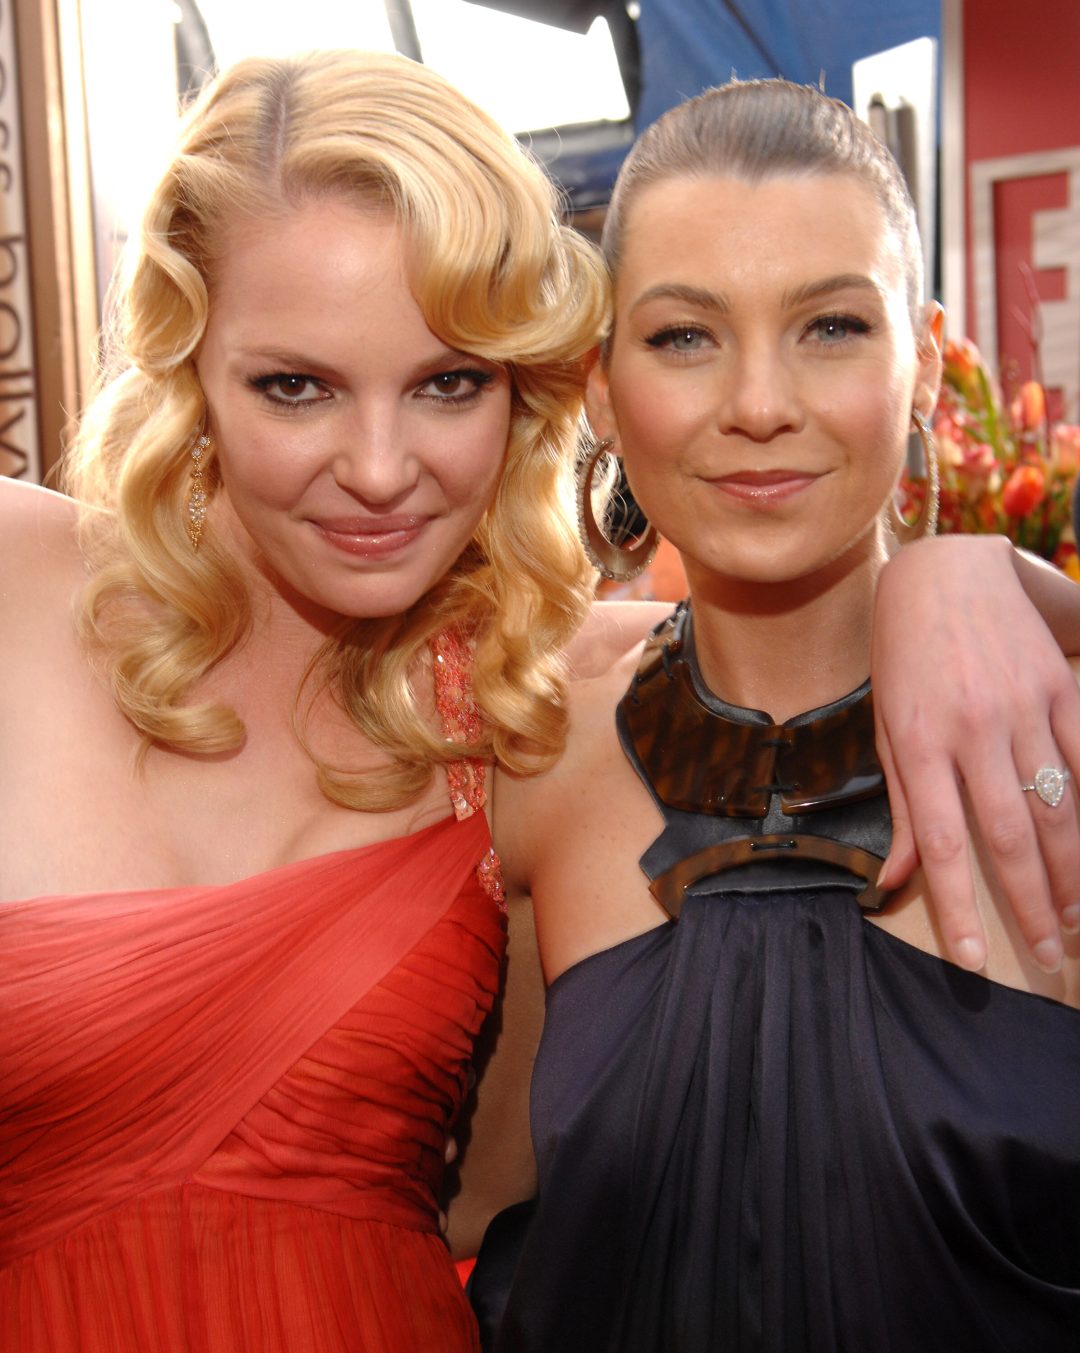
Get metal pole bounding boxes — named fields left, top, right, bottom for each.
left=383, top=0, right=424, bottom=62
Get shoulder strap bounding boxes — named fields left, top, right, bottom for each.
left=431, top=629, right=488, bottom=821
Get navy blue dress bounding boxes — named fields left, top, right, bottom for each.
left=477, top=611, right=1080, bottom=1352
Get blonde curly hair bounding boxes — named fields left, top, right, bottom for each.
left=63, top=49, right=609, bottom=810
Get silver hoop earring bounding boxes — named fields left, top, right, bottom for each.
left=892, top=410, right=939, bottom=543
left=187, top=433, right=211, bottom=551
left=576, top=438, right=660, bottom=581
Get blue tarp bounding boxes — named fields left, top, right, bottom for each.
left=635, top=0, right=940, bottom=129
left=533, top=0, right=940, bottom=210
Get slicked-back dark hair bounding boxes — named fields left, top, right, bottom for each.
left=602, top=78, right=923, bottom=317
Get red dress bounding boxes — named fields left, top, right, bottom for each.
left=0, top=643, right=505, bottom=1351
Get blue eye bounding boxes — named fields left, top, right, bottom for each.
left=807, top=314, right=871, bottom=343
left=645, top=326, right=710, bottom=353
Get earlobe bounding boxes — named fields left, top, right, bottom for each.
left=585, top=360, right=617, bottom=443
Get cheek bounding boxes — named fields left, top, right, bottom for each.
left=823, top=370, right=911, bottom=478
left=215, top=427, right=315, bottom=521
left=451, top=401, right=511, bottom=505
left=607, top=370, right=692, bottom=481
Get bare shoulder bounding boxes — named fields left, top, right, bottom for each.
left=561, top=599, right=672, bottom=678
left=495, top=633, right=645, bottom=886
left=0, top=477, right=82, bottom=567
left=0, top=478, right=86, bottom=620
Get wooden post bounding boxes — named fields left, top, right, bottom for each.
left=5, top=0, right=97, bottom=482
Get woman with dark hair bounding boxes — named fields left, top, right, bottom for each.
left=480, top=79, right=1080, bottom=1351
left=3, top=53, right=1077, bottom=1353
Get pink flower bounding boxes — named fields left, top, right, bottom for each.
left=1001, top=463, right=1046, bottom=518
left=960, top=439, right=997, bottom=479
left=933, top=412, right=965, bottom=468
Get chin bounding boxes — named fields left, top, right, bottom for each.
left=684, top=539, right=807, bottom=587
left=260, top=560, right=434, bottom=629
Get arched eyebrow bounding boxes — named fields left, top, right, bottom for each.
left=629, top=283, right=729, bottom=315
left=629, top=274, right=883, bottom=316
left=781, top=273, right=883, bottom=307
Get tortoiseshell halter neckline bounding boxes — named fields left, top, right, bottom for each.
left=616, top=603, right=892, bottom=915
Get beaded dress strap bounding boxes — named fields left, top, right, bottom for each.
left=431, top=630, right=488, bottom=821
left=430, top=631, right=505, bottom=908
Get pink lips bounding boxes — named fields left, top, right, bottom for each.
left=711, top=470, right=820, bottom=506
left=312, top=515, right=427, bottom=559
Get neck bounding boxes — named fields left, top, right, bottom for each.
left=682, top=539, right=885, bottom=723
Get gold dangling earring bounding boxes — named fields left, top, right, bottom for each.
left=187, top=433, right=211, bottom=550
left=576, top=437, right=660, bottom=581
left=891, top=409, right=939, bottom=543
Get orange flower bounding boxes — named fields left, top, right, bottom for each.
left=1001, top=463, right=1046, bottom=518
left=976, top=497, right=1000, bottom=531
left=1051, top=423, right=1080, bottom=475
left=933, top=334, right=1079, bottom=567
left=1013, top=380, right=1046, bottom=432
left=943, top=337, right=981, bottom=380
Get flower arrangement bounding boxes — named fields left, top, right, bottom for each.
left=898, top=338, right=1080, bottom=576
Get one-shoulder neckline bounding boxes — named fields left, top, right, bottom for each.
left=4, top=809, right=487, bottom=910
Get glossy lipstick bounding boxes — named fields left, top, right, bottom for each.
left=711, top=470, right=820, bottom=506
left=312, top=515, right=427, bottom=559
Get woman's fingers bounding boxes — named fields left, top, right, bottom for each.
left=961, top=736, right=1067, bottom=973
left=885, top=725, right=987, bottom=970
left=1046, top=684, right=1080, bottom=932
left=871, top=533, right=1080, bottom=970
left=873, top=717, right=925, bottom=893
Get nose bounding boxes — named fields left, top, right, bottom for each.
left=332, top=405, right=421, bottom=505
left=717, top=339, right=803, bottom=442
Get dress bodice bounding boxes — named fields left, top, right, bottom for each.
left=483, top=606, right=1080, bottom=1353
left=1, top=632, right=504, bottom=1351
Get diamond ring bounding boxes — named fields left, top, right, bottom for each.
left=1020, top=766, right=1072, bottom=808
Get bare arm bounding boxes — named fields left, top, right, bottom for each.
left=873, top=533, right=1080, bottom=972
left=442, top=890, right=545, bottom=1260
left=444, top=600, right=668, bottom=1257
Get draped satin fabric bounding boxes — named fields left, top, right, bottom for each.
left=492, top=889, right=1080, bottom=1351
left=1, top=811, right=503, bottom=1351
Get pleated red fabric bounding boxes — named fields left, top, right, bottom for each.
left=1, top=810, right=504, bottom=1351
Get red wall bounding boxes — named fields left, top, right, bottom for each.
left=962, top=0, right=1080, bottom=400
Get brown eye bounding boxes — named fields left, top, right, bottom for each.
left=431, top=373, right=466, bottom=396
left=251, top=373, right=326, bottom=405
left=417, top=369, right=494, bottom=403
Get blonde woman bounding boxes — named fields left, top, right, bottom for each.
left=0, top=50, right=606, bottom=1351
left=2, top=50, right=1077, bottom=1353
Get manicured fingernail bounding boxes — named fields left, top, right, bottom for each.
left=1033, top=936, right=1063, bottom=974
left=955, top=937, right=985, bottom=971
left=1062, top=904, right=1080, bottom=934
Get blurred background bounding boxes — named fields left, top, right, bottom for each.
left=1, top=0, right=1076, bottom=568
